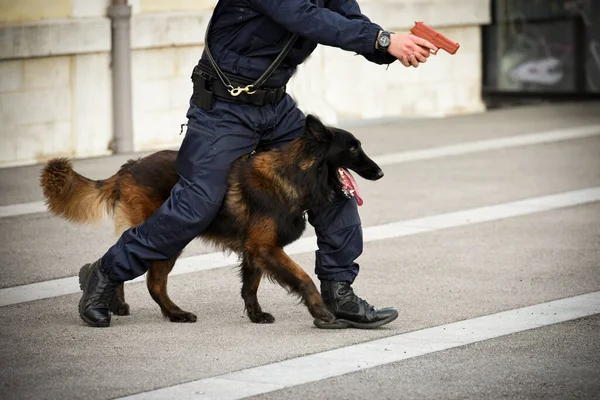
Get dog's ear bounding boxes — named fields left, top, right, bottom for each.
left=305, top=114, right=333, bottom=142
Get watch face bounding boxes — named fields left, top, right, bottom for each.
left=379, top=34, right=391, bottom=48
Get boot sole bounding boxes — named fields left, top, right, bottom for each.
left=78, top=264, right=110, bottom=328
left=313, top=311, right=399, bottom=330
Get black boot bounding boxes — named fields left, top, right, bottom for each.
left=78, top=259, right=121, bottom=327
left=314, top=281, right=398, bottom=329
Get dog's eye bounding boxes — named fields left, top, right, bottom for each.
left=349, top=146, right=358, bottom=153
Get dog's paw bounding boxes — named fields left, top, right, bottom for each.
left=311, top=304, right=336, bottom=323
left=168, top=311, right=197, bottom=323
left=111, top=302, right=130, bottom=316
left=249, top=311, right=275, bottom=324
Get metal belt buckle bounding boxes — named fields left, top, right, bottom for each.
left=229, top=85, right=256, bottom=97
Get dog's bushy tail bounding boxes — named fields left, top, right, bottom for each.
left=39, top=158, right=117, bottom=225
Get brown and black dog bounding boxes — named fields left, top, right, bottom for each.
left=40, top=115, right=384, bottom=325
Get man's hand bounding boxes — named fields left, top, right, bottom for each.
left=380, top=32, right=438, bottom=68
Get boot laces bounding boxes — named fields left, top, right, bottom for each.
left=339, top=284, right=376, bottom=314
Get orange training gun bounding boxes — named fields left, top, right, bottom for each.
left=410, top=21, right=460, bottom=55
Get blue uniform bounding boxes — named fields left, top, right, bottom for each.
left=101, top=0, right=395, bottom=284
left=203, top=0, right=395, bottom=86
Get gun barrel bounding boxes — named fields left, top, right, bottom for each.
left=435, top=35, right=460, bottom=55
left=410, top=21, right=460, bottom=55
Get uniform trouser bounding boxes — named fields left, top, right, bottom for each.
left=100, top=94, right=363, bottom=284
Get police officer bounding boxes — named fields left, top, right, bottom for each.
left=79, top=0, right=437, bottom=329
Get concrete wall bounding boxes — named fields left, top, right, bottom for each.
left=0, top=0, right=490, bottom=167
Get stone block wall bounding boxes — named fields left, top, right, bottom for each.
left=0, top=0, right=490, bottom=167
left=290, top=0, right=490, bottom=122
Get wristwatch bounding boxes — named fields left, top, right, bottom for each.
left=377, top=31, right=392, bottom=52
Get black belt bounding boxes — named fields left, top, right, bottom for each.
left=192, top=65, right=286, bottom=106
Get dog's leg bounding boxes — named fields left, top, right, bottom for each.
left=110, top=283, right=130, bottom=316
left=240, top=257, right=274, bottom=323
left=146, top=257, right=197, bottom=323
left=251, top=247, right=335, bottom=323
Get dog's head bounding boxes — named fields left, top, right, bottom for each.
left=303, top=114, right=384, bottom=205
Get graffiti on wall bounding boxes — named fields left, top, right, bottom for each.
left=485, top=0, right=600, bottom=93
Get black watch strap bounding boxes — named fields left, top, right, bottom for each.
left=377, top=31, right=392, bottom=53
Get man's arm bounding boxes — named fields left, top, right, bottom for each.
left=250, top=0, right=437, bottom=68
left=326, top=0, right=396, bottom=65
left=328, top=0, right=439, bottom=67
left=249, top=0, right=382, bottom=58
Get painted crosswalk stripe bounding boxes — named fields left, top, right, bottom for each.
left=1, top=186, right=599, bottom=307
left=118, top=291, right=600, bottom=400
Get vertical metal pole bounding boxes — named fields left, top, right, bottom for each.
left=108, top=0, right=134, bottom=153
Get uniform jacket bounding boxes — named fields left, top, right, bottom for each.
left=199, top=0, right=397, bottom=87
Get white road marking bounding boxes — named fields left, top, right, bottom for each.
left=118, top=291, right=600, bottom=400
left=0, top=201, right=47, bottom=218
left=372, top=124, right=600, bottom=166
left=1, top=187, right=599, bottom=307
left=0, top=124, right=598, bottom=219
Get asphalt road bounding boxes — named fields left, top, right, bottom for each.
left=0, top=102, right=599, bottom=400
